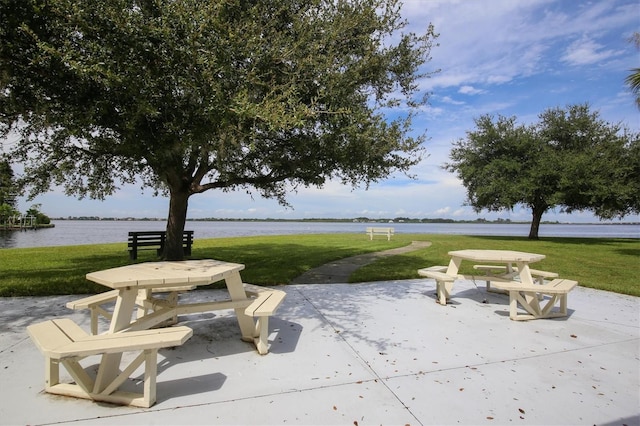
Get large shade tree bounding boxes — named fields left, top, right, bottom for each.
left=0, top=0, right=437, bottom=259
left=445, top=104, right=640, bottom=239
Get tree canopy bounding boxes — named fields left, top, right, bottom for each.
left=0, top=160, right=17, bottom=208
left=0, top=0, right=437, bottom=259
left=0, top=160, right=20, bottom=223
left=445, top=104, right=640, bottom=239
left=626, top=32, right=640, bottom=109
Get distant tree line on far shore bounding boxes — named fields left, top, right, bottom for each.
left=49, top=216, right=636, bottom=226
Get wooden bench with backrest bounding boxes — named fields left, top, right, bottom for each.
left=490, top=278, right=578, bottom=321
left=128, top=230, right=194, bottom=260
left=27, top=318, right=193, bottom=407
left=366, top=227, right=395, bottom=241
left=417, top=265, right=456, bottom=305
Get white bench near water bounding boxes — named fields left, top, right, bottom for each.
left=366, top=227, right=394, bottom=240
left=27, top=318, right=192, bottom=407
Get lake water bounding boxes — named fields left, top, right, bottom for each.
left=1, top=220, right=638, bottom=249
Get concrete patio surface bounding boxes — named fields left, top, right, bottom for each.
left=1, top=278, right=638, bottom=425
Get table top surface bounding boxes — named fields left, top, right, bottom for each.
left=86, top=259, right=245, bottom=289
left=448, top=249, right=545, bottom=263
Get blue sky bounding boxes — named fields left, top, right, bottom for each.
left=14, top=0, right=640, bottom=222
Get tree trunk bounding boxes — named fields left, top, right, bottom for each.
left=163, top=188, right=190, bottom=261
left=528, top=206, right=544, bottom=240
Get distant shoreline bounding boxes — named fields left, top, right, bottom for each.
left=49, top=217, right=639, bottom=226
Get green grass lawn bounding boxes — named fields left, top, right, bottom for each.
left=1, top=233, right=638, bottom=297
left=351, top=234, right=639, bottom=296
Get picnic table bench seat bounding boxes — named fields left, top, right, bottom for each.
left=66, top=290, right=119, bottom=335
left=417, top=266, right=457, bottom=305
left=473, top=264, right=559, bottom=298
left=473, top=264, right=558, bottom=284
left=128, top=283, right=285, bottom=354
left=27, top=318, right=192, bottom=407
left=366, top=227, right=395, bottom=241
left=243, top=283, right=287, bottom=355
left=491, top=278, right=578, bottom=321
left=67, top=285, right=196, bottom=335
left=128, top=231, right=194, bottom=260
left=67, top=283, right=285, bottom=355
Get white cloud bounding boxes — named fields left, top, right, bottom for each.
left=561, top=36, right=621, bottom=66
left=458, top=86, right=485, bottom=95
left=439, top=96, right=465, bottom=105
left=452, top=208, right=469, bottom=217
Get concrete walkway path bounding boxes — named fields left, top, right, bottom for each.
left=291, top=240, right=432, bottom=284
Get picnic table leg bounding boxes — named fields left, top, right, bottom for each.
left=438, top=257, right=461, bottom=302
left=144, top=349, right=158, bottom=407
left=445, top=257, right=462, bottom=276
left=436, top=280, right=449, bottom=305
left=135, top=288, right=181, bottom=326
left=254, top=317, right=270, bottom=355
left=516, top=262, right=541, bottom=313
left=509, top=292, right=520, bottom=319
left=94, top=288, right=138, bottom=393
left=165, top=291, right=180, bottom=325
left=137, top=289, right=151, bottom=318
left=45, top=357, right=60, bottom=389
left=224, top=273, right=257, bottom=343
left=559, top=293, right=568, bottom=316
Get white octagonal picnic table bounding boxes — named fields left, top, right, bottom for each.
left=85, top=259, right=260, bottom=391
